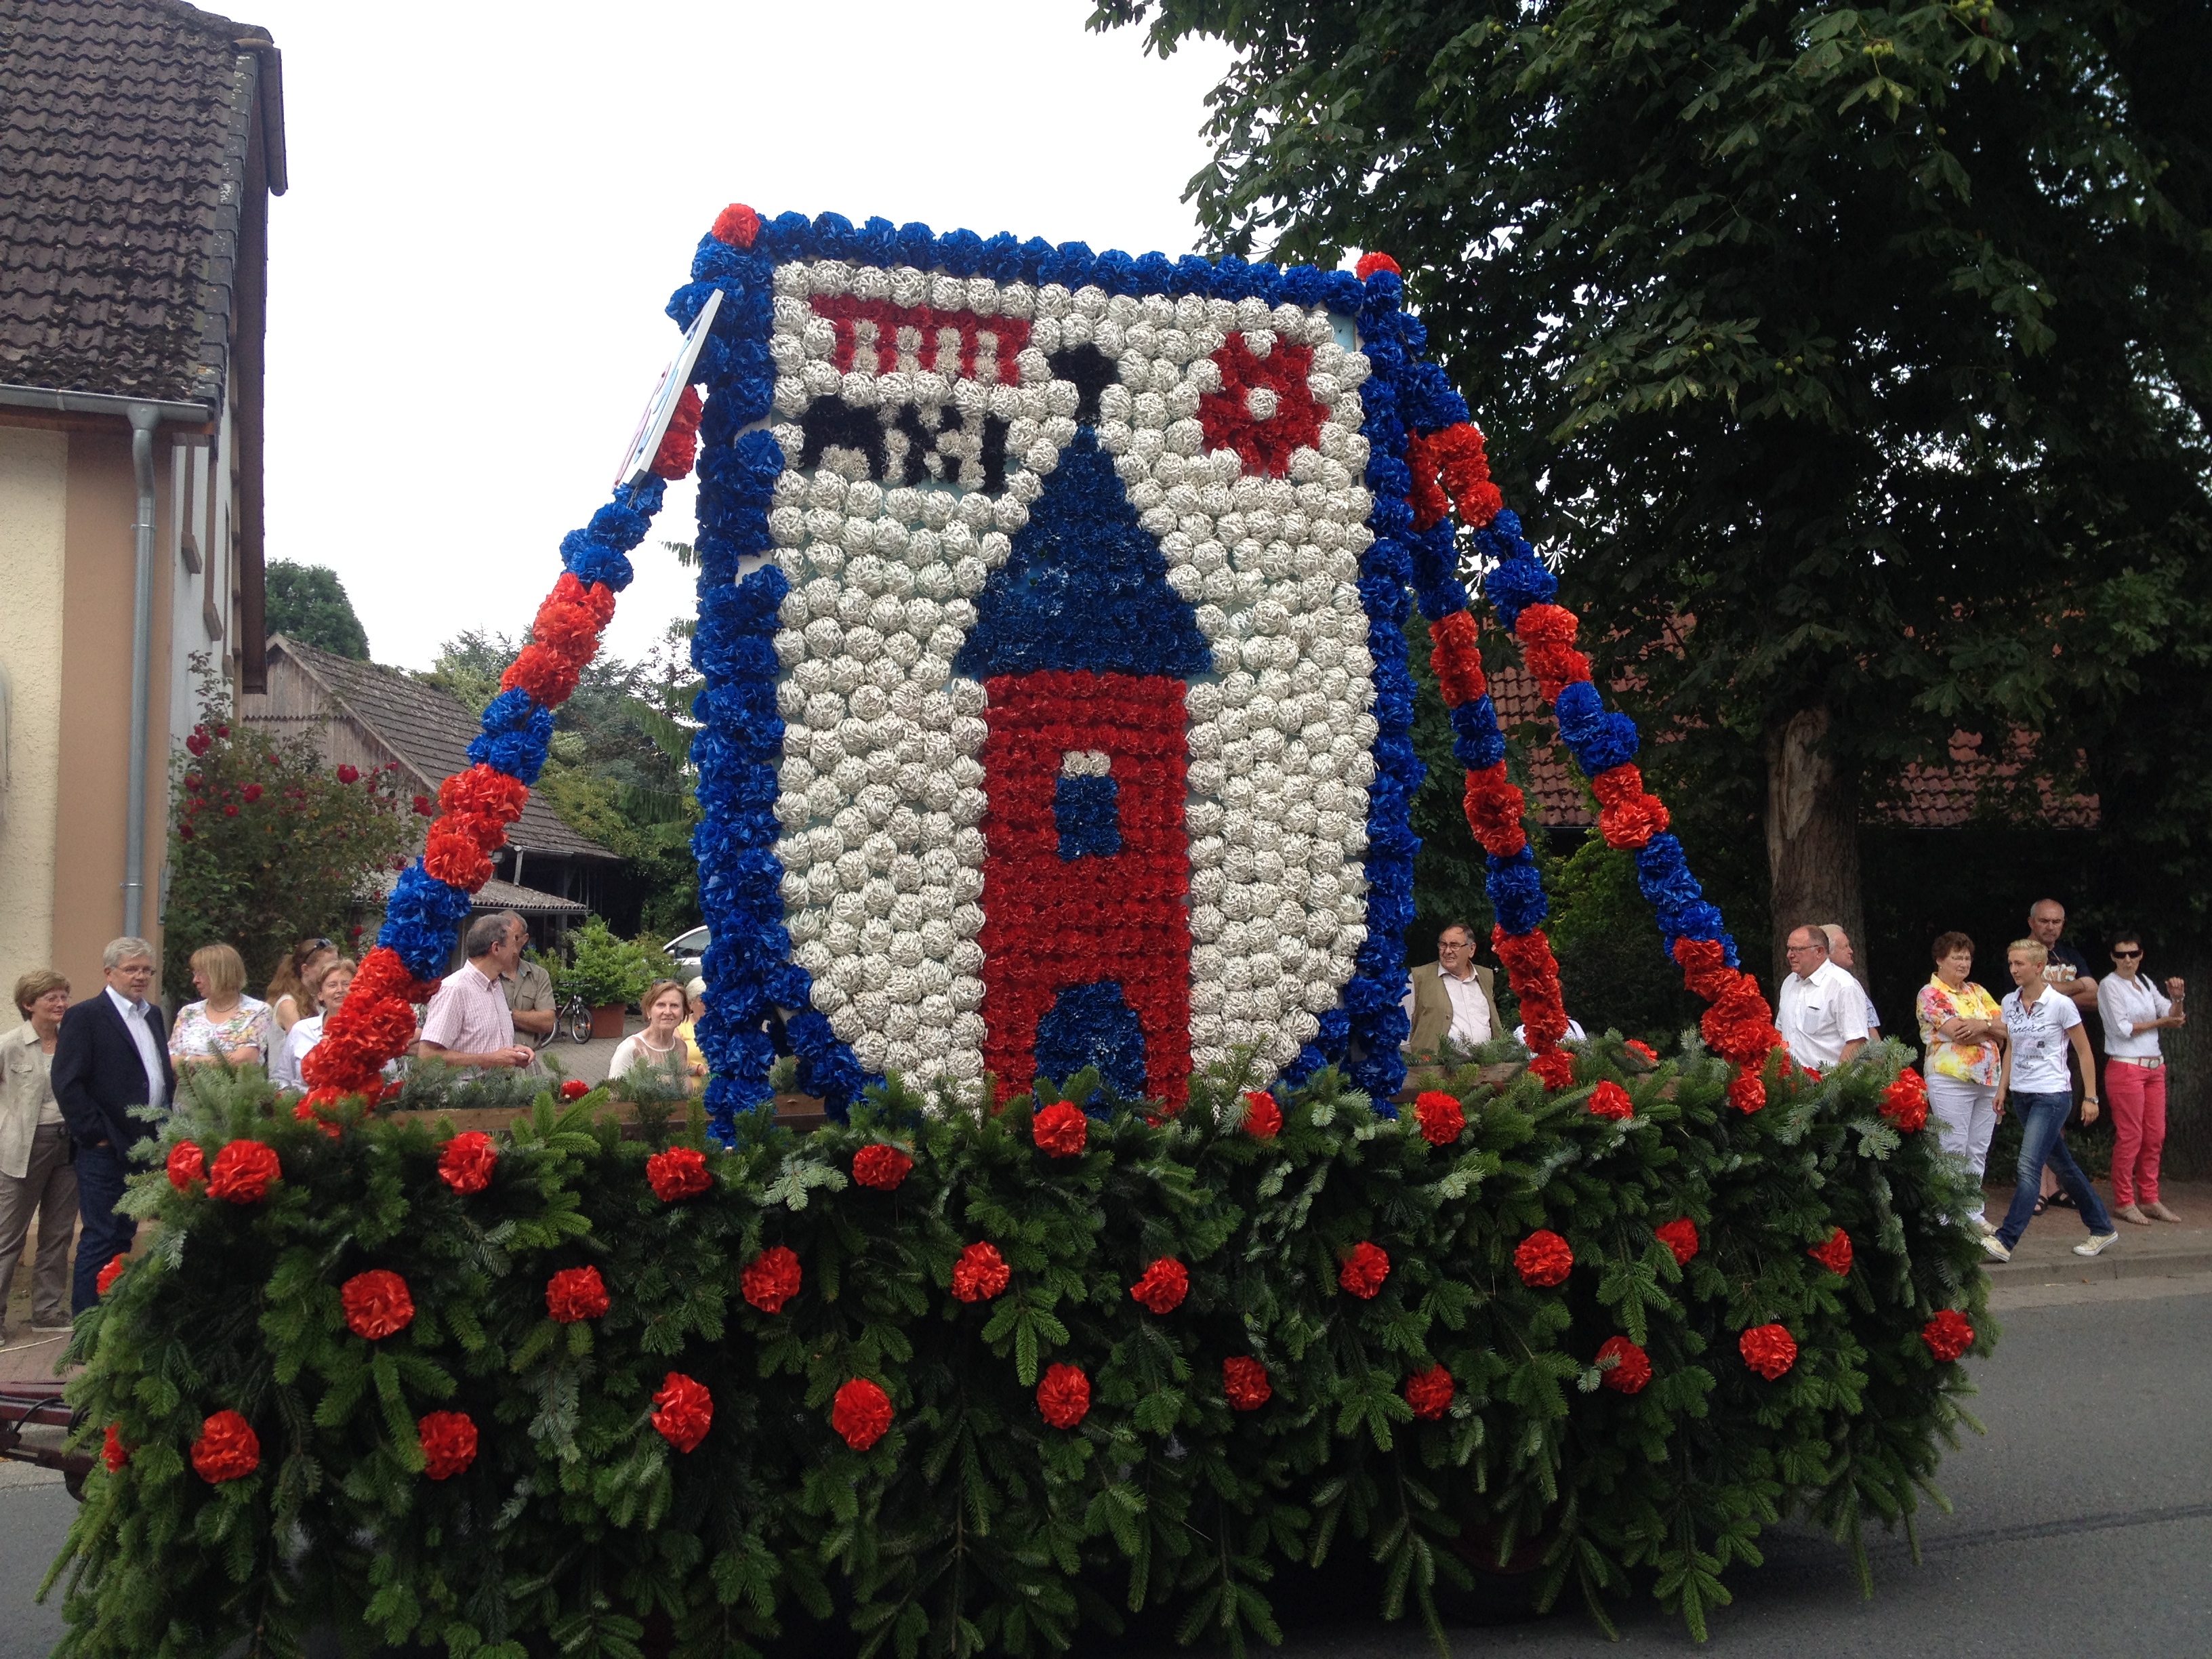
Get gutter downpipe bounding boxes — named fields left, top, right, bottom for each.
left=125, top=405, right=162, bottom=939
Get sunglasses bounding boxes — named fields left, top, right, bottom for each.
left=2112, top=949, right=2142, bottom=960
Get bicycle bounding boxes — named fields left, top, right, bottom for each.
left=535, top=994, right=595, bottom=1049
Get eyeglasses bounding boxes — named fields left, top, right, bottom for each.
left=300, top=938, right=335, bottom=958
left=2112, top=949, right=2142, bottom=960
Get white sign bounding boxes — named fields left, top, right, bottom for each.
left=613, top=287, right=724, bottom=490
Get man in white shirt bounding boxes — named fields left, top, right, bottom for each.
left=1775, top=926, right=1869, bottom=1071
left=1401, top=922, right=1506, bottom=1056
left=416, top=913, right=536, bottom=1076
left=1818, top=924, right=1881, bottom=1040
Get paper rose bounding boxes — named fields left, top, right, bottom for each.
left=741, top=1245, right=803, bottom=1314
left=166, top=1141, right=206, bottom=1191
left=1338, top=1242, right=1391, bottom=1299
left=417, top=1410, right=478, bottom=1479
left=438, top=1130, right=497, bottom=1194
left=1920, top=1309, right=1974, bottom=1363
left=951, top=1241, right=1011, bottom=1303
left=647, top=1145, right=712, bottom=1202
left=1031, top=1101, right=1088, bottom=1158
left=101, top=1423, right=130, bottom=1473
left=1242, top=1090, right=1283, bottom=1139
left=1587, top=1081, right=1634, bottom=1122
left=1129, top=1257, right=1190, bottom=1314
left=341, top=1269, right=415, bottom=1341
left=1740, top=1324, right=1799, bottom=1380
left=191, top=1410, right=260, bottom=1483
left=853, top=1144, right=914, bottom=1189
left=546, top=1265, right=611, bottom=1324
left=1412, top=1090, right=1465, bottom=1146
left=1654, top=1218, right=1700, bottom=1266
left=1881, top=1068, right=1930, bottom=1134
left=1597, top=1335, right=1652, bottom=1395
left=1036, top=1362, right=1091, bottom=1429
left=207, top=1140, right=281, bottom=1204
left=652, top=1372, right=714, bottom=1452
left=1404, top=1364, right=1454, bottom=1420
left=1807, top=1227, right=1853, bottom=1277
left=1223, top=1357, right=1272, bottom=1412
left=1514, top=1229, right=1574, bottom=1288
left=97, top=1253, right=127, bottom=1296
left=560, top=1079, right=591, bottom=1102
left=832, top=1377, right=895, bottom=1450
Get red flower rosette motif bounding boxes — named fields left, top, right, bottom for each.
left=101, top=1423, right=130, bottom=1473
left=1740, top=1324, right=1799, bottom=1380
left=1513, top=604, right=1593, bottom=703
left=1624, top=1039, right=1660, bottom=1067
left=1530, top=1050, right=1578, bottom=1091
left=166, top=1141, right=205, bottom=1191
left=1461, top=765, right=1528, bottom=858
left=546, top=1265, right=610, bottom=1324
left=647, top=1145, right=712, bottom=1202
left=559, top=1079, right=590, bottom=1102
left=1597, top=1335, right=1652, bottom=1394
left=1920, top=1309, right=1975, bottom=1363
left=1881, top=1068, right=1931, bottom=1134
left=1587, top=1081, right=1634, bottom=1122
left=741, top=1246, right=802, bottom=1314
left=1807, top=1227, right=1853, bottom=1277
left=710, top=201, right=761, bottom=249
left=1242, top=1090, right=1283, bottom=1139
left=1404, top=1364, right=1455, bottom=1420
left=1197, top=333, right=1324, bottom=478
left=1338, top=1242, right=1391, bottom=1299
left=191, top=1410, right=260, bottom=1483
left=651, top=384, right=705, bottom=482
left=342, top=1269, right=415, bottom=1340
left=417, top=1410, right=478, bottom=1479
left=97, top=1253, right=127, bottom=1296
left=207, top=1140, right=281, bottom=1204
left=439, top=1130, right=497, bottom=1195
left=852, top=1144, right=914, bottom=1190
left=303, top=948, right=437, bottom=1099
left=651, top=1372, right=713, bottom=1452
left=1031, top=1100, right=1088, bottom=1158
left=1654, top=1218, right=1700, bottom=1266
left=1036, top=1363, right=1091, bottom=1429
left=1727, top=1073, right=1767, bottom=1114
left=1129, top=1257, right=1189, bottom=1314
left=832, top=1378, right=894, bottom=1450
left=1413, top=1090, right=1465, bottom=1146
left=951, top=1241, right=1011, bottom=1303
left=1514, top=1229, right=1574, bottom=1288
left=1426, top=611, right=1489, bottom=705
left=1405, top=423, right=1504, bottom=531
left=1590, top=763, right=1671, bottom=850
left=1223, top=1357, right=1272, bottom=1412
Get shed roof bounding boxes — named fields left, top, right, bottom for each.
left=266, top=635, right=620, bottom=865
left=0, top=0, right=285, bottom=404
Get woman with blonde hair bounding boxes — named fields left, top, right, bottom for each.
left=266, top=937, right=338, bottom=1034
left=169, top=943, right=272, bottom=1067
left=1, top=969, right=78, bottom=1339
left=609, top=980, right=703, bottom=1090
left=272, top=956, right=357, bottom=1092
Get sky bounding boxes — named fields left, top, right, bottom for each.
left=245, top=1, right=1239, bottom=670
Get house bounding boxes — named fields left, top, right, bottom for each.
left=242, top=635, right=621, bottom=947
left=0, top=0, right=284, bottom=1000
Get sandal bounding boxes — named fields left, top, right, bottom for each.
left=2049, top=1191, right=2078, bottom=1210
left=2032, top=1196, right=2049, bottom=1216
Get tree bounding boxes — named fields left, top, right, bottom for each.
left=264, top=560, right=370, bottom=659
left=1096, top=0, right=2212, bottom=985
left=163, top=657, right=413, bottom=994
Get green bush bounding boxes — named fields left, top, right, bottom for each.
left=50, top=1038, right=1990, bottom=1659
left=556, top=917, right=655, bottom=1009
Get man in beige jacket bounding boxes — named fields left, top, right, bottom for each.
left=1403, top=922, right=1507, bottom=1057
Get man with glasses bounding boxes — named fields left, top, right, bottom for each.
left=1402, top=922, right=1506, bottom=1057
left=1776, top=926, right=1869, bottom=1072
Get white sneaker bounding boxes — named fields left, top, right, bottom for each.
left=2073, top=1233, right=2120, bottom=1258
left=1980, top=1235, right=2012, bottom=1263
left=1969, top=1215, right=1994, bottom=1237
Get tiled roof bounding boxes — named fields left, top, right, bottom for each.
left=268, top=636, right=619, bottom=865
left=0, top=0, right=285, bottom=403
left=367, top=871, right=588, bottom=918
left=1479, top=636, right=1593, bottom=829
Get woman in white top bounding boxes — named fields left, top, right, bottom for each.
left=608, top=981, right=701, bottom=1092
left=272, top=957, right=356, bottom=1092
left=168, top=943, right=272, bottom=1068
left=1, top=970, right=78, bottom=1336
left=1982, top=939, right=2116, bottom=1263
left=2096, top=930, right=2186, bottom=1225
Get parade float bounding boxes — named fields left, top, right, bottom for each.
left=47, top=207, right=1988, bottom=1659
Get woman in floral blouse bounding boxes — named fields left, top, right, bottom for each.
left=1914, top=931, right=2008, bottom=1234
left=168, top=943, right=272, bottom=1069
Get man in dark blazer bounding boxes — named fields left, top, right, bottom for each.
left=51, top=937, right=172, bottom=1314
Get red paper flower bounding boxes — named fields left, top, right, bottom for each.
left=1197, top=333, right=1324, bottom=478
left=1242, top=1090, right=1283, bottom=1139
left=710, top=201, right=761, bottom=249
left=207, top=1139, right=281, bottom=1204
left=417, top=1410, right=478, bottom=1479
left=439, top=1130, right=496, bottom=1195
left=1036, top=1363, right=1091, bottom=1429
left=1588, top=1081, right=1634, bottom=1122
left=951, top=1241, right=1011, bottom=1303
left=1413, top=1090, right=1465, bottom=1146
left=1807, top=1227, right=1853, bottom=1277
left=1514, top=1229, right=1574, bottom=1288
left=1624, top=1040, right=1660, bottom=1067
left=853, top=1144, right=914, bottom=1190
left=191, top=1410, right=260, bottom=1483
left=1338, top=1242, right=1391, bottom=1299
left=97, top=1253, right=127, bottom=1296
left=1597, top=1335, right=1652, bottom=1395
left=546, top=1265, right=610, bottom=1324
left=1654, top=1219, right=1700, bottom=1266
left=1427, top=610, right=1489, bottom=704
left=1129, top=1257, right=1189, bottom=1314
left=1727, top=1073, right=1767, bottom=1114
left=559, top=1079, right=590, bottom=1102
left=832, top=1376, right=893, bottom=1450
left=101, top=1423, right=130, bottom=1473
left=1881, top=1069, right=1931, bottom=1134
left=1355, top=250, right=1401, bottom=279
left=1461, top=764, right=1528, bottom=858
left=1223, top=1357, right=1271, bottom=1412
left=651, top=1372, right=713, bottom=1452
left=1404, top=1364, right=1455, bottom=1420
left=1530, top=1050, right=1577, bottom=1091
left=1740, top=1324, right=1799, bottom=1380
left=647, top=1145, right=712, bottom=1201
left=1921, top=1309, right=1975, bottom=1363
left=166, top=1141, right=206, bottom=1191
left=342, top=1269, right=415, bottom=1340
left=1031, top=1101, right=1088, bottom=1158
left=741, top=1246, right=802, bottom=1314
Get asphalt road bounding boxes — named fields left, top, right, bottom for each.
left=6, top=1279, right=2209, bottom=1659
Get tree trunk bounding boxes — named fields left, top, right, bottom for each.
left=2160, top=942, right=2212, bottom=1180
left=1765, top=706, right=1867, bottom=990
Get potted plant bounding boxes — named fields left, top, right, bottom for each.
left=557, top=918, right=651, bottom=1039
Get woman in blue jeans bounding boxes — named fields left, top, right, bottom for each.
left=1982, top=939, right=2119, bottom=1263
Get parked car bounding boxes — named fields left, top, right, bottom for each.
left=665, top=925, right=709, bottom=981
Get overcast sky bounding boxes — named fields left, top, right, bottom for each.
left=244, top=1, right=1237, bottom=670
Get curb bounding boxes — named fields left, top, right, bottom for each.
left=1984, top=1247, right=2212, bottom=1285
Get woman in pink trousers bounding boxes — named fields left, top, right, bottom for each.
left=2096, top=930, right=2185, bottom=1225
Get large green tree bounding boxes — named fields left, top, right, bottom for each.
left=1097, top=0, right=2212, bottom=987
left=263, top=559, right=369, bottom=659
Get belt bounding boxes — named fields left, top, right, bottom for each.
left=2109, top=1054, right=2164, bottom=1069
